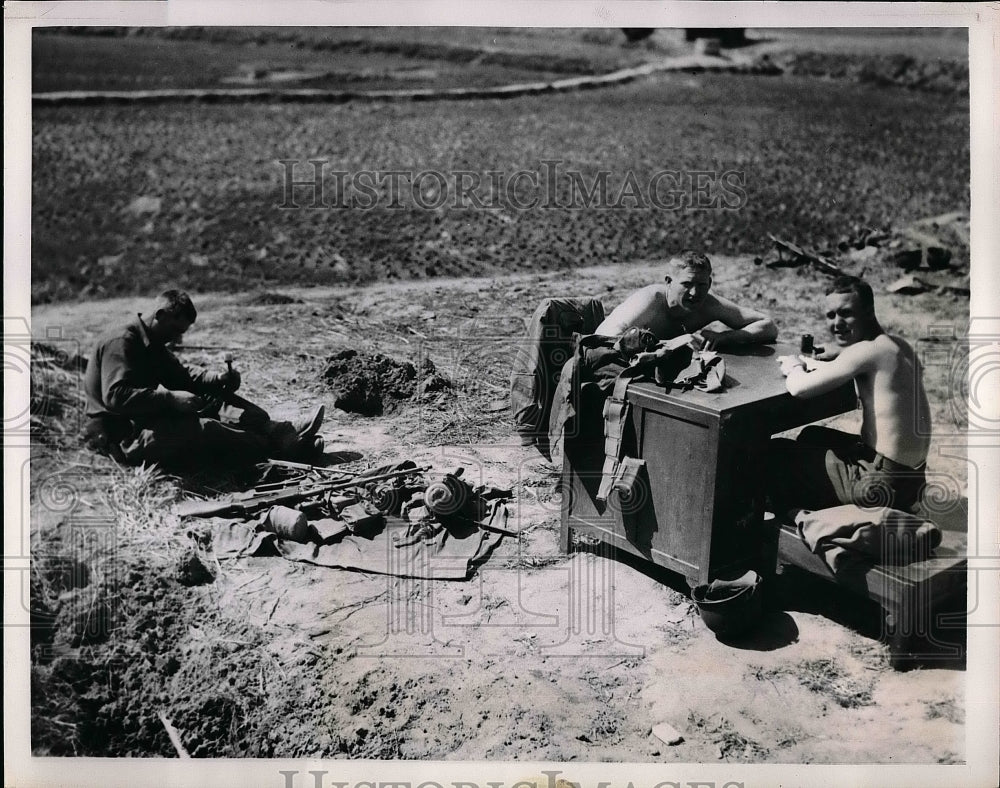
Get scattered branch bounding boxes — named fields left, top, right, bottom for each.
left=157, top=712, right=191, bottom=758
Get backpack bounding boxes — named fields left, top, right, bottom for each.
left=510, top=297, right=605, bottom=449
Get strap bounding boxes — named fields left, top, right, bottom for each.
left=597, top=370, right=642, bottom=501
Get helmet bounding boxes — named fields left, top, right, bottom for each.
left=691, top=570, right=763, bottom=638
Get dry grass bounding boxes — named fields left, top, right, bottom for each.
left=750, top=658, right=876, bottom=709
left=796, top=658, right=876, bottom=708
left=102, top=463, right=185, bottom=555
left=30, top=347, right=87, bottom=449
left=30, top=669, right=83, bottom=756
left=924, top=696, right=964, bottom=724
left=502, top=553, right=565, bottom=570
left=686, top=710, right=770, bottom=761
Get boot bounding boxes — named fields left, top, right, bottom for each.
left=294, top=405, right=325, bottom=443
left=264, top=407, right=325, bottom=460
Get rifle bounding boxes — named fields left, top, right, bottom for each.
left=259, top=458, right=354, bottom=478
left=173, top=466, right=431, bottom=519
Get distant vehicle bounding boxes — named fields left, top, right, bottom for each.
left=621, top=28, right=656, bottom=43
left=684, top=28, right=747, bottom=47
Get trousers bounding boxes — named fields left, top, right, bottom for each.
left=768, top=426, right=926, bottom=514
left=83, top=394, right=296, bottom=467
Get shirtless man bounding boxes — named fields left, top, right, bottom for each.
left=769, top=275, right=931, bottom=513
left=595, top=250, right=777, bottom=354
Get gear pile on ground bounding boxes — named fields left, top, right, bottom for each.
left=322, top=349, right=452, bottom=416
left=229, top=461, right=511, bottom=549
left=174, top=461, right=514, bottom=579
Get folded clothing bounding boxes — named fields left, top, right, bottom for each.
left=795, top=504, right=942, bottom=574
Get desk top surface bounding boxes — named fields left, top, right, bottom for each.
left=627, top=341, right=853, bottom=418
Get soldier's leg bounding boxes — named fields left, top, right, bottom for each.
left=212, top=395, right=324, bottom=461
left=767, top=427, right=859, bottom=512
left=123, top=415, right=268, bottom=466
left=852, top=457, right=927, bottom=512
left=217, top=393, right=270, bottom=430
left=121, top=416, right=202, bottom=466
left=796, top=425, right=859, bottom=452
left=259, top=406, right=326, bottom=460
left=82, top=415, right=133, bottom=463
left=199, top=417, right=269, bottom=459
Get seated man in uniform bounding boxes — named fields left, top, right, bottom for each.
left=83, top=289, right=325, bottom=467
left=769, top=275, right=931, bottom=513
left=595, top=250, right=778, bottom=355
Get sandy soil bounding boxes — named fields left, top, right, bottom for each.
left=28, top=255, right=967, bottom=763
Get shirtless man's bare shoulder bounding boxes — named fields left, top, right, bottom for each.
left=595, top=252, right=776, bottom=350
left=779, top=280, right=930, bottom=467
left=595, top=284, right=674, bottom=337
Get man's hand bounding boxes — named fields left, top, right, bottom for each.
left=219, top=367, right=242, bottom=392
left=691, top=329, right=729, bottom=351
left=777, top=355, right=807, bottom=378
left=202, top=368, right=241, bottom=393
left=799, top=354, right=822, bottom=372
left=169, top=391, right=205, bottom=414
left=629, top=349, right=662, bottom=367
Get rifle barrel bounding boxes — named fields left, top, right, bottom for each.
left=174, top=465, right=430, bottom=519
left=262, top=459, right=353, bottom=477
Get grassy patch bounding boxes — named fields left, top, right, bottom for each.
left=687, top=711, right=770, bottom=760
left=795, top=658, right=875, bottom=708
left=748, top=658, right=876, bottom=709
left=102, top=464, right=183, bottom=551
left=30, top=345, right=88, bottom=448
left=502, top=553, right=565, bottom=570
left=924, top=696, right=964, bottom=724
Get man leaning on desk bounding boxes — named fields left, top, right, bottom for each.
left=594, top=250, right=778, bottom=354
left=769, top=275, right=931, bottom=514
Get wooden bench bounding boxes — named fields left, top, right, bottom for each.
left=775, top=499, right=968, bottom=669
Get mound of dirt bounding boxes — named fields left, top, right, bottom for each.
left=174, top=549, right=216, bottom=586
left=322, top=349, right=450, bottom=415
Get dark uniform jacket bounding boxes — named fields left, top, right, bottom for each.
left=84, top=316, right=218, bottom=421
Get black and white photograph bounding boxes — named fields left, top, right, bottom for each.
left=6, top=2, right=999, bottom=786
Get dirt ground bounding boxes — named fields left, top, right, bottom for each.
left=28, top=253, right=967, bottom=763
left=20, top=23, right=979, bottom=771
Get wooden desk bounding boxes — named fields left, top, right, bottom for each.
left=560, top=342, right=856, bottom=586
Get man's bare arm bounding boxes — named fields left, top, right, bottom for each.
left=594, top=285, right=661, bottom=336
left=781, top=342, right=875, bottom=398
left=697, top=294, right=778, bottom=348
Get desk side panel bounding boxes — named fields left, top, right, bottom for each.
left=637, top=408, right=716, bottom=580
